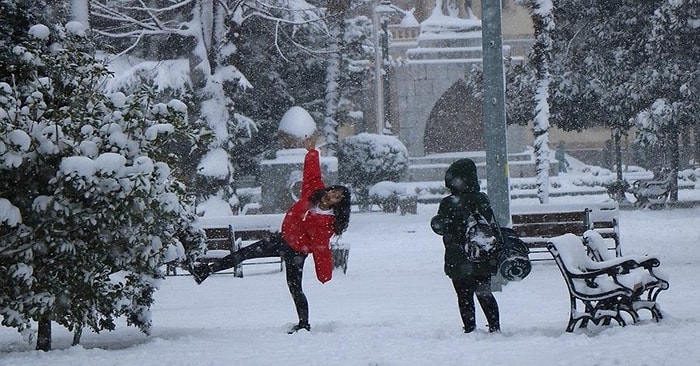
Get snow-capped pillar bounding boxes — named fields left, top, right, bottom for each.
left=259, top=107, right=338, bottom=214
left=259, top=150, right=338, bottom=214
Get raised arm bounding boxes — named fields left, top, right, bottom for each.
left=300, top=138, right=324, bottom=201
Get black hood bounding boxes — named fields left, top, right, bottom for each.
left=444, top=158, right=480, bottom=194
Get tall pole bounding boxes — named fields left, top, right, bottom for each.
left=373, top=7, right=385, bottom=135
left=382, top=17, right=392, bottom=132
left=481, top=0, right=511, bottom=226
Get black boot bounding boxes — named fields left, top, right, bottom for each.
left=287, top=322, right=311, bottom=334
left=189, top=263, right=212, bottom=284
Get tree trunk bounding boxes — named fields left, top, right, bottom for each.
left=36, top=317, right=52, bottom=351
left=614, top=128, right=623, bottom=182
left=669, top=124, right=679, bottom=202
left=70, top=0, right=90, bottom=27
left=611, top=127, right=625, bottom=203
left=72, top=326, right=83, bottom=346
left=526, top=0, right=554, bottom=204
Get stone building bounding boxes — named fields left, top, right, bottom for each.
left=357, top=0, right=622, bottom=174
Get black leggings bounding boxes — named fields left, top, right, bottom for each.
left=210, top=234, right=309, bottom=324
left=452, top=275, right=500, bottom=332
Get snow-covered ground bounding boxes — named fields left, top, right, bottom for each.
left=1, top=191, right=699, bottom=366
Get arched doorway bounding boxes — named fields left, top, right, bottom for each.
left=423, top=78, right=484, bottom=154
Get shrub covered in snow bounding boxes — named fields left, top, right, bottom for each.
left=338, top=133, right=409, bottom=209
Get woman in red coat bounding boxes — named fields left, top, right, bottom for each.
left=190, top=138, right=351, bottom=334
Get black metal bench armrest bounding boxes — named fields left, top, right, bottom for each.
left=583, top=258, right=640, bottom=275
left=635, top=257, right=660, bottom=269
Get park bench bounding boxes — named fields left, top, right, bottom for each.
left=173, top=214, right=350, bottom=277
left=195, top=214, right=283, bottom=278
left=628, top=176, right=671, bottom=209
left=547, top=233, right=667, bottom=332
left=511, top=202, right=621, bottom=261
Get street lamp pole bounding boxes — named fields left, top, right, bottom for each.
left=381, top=17, right=392, bottom=132
left=481, top=0, right=511, bottom=225
left=373, top=6, right=385, bottom=135
left=373, top=1, right=396, bottom=135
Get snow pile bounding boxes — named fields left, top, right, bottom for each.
left=278, top=106, right=317, bottom=138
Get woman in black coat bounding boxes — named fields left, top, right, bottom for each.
left=430, top=158, right=501, bottom=333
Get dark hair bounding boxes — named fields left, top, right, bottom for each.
left=311, top=185, right=351, bottom=235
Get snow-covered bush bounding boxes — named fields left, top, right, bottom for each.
left=338, top=133, right=409, bottom=210
left=369, top=181, right=400, bottom=212
left=368, top=181, right=419, bottom=213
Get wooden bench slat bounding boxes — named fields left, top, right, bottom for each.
left=204, top=228, right=231, bottom=238
left=512, top=211, right=588, bottom=224
left=235, top=229, right=278, bottom=241
left=513, top=223, right=589, bottom=237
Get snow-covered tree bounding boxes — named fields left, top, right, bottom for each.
left=322, top=0, right=351, bottom=156
left=339, top=13, right=376, bottom=133
left=518, top=0, right=555, bottom=204
left=636, top=0, right=700, bottom=201
left=0, top=21, right=204, bottom=351
left=231, top=3, right=329, bottom=162
left=87, top=0, right=330, bottom=214
left=0, top=0, right=47, bottom=46
left=540, top=0, right=660, bottom=201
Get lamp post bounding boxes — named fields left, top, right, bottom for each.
left=381, top=16, right=392, bottom=132
left=481, top=0, right=511, bottom=225
left=372, top=1, right=395, bottom=135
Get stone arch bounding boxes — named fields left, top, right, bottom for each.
left=423, top=78, right=484, bottom=154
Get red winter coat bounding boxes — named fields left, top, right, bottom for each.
left=281, top=149, right=335, bottom=283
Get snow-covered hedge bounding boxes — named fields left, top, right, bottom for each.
left=338, top=133, right=409, bottom=209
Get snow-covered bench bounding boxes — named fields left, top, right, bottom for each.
left=192, top=214, right=350, bottom=276
left=548, top=234, right=667, bottom=332
left=195, top=215, right=284, bottom=277
left=583, top=229, right=668, bottom=315
left=629, top=177, right=671, bottom=209
left=511, top=202, right=621, bottom=261
left=368, top=181, right=418, bottom=215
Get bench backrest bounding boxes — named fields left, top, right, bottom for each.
left=512, top=210, right=592, bottom=260
left=512, top=210, right=591, bottom=238
left=588, top=203, right=621, bottom=256
left=582, top=229, right=615, bottom=261
left=204, top=226, right=234, bottom=251
left=199, top=214, right=283, bottom=243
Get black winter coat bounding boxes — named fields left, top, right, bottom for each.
left=430, top=159, right=501, bottom=279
